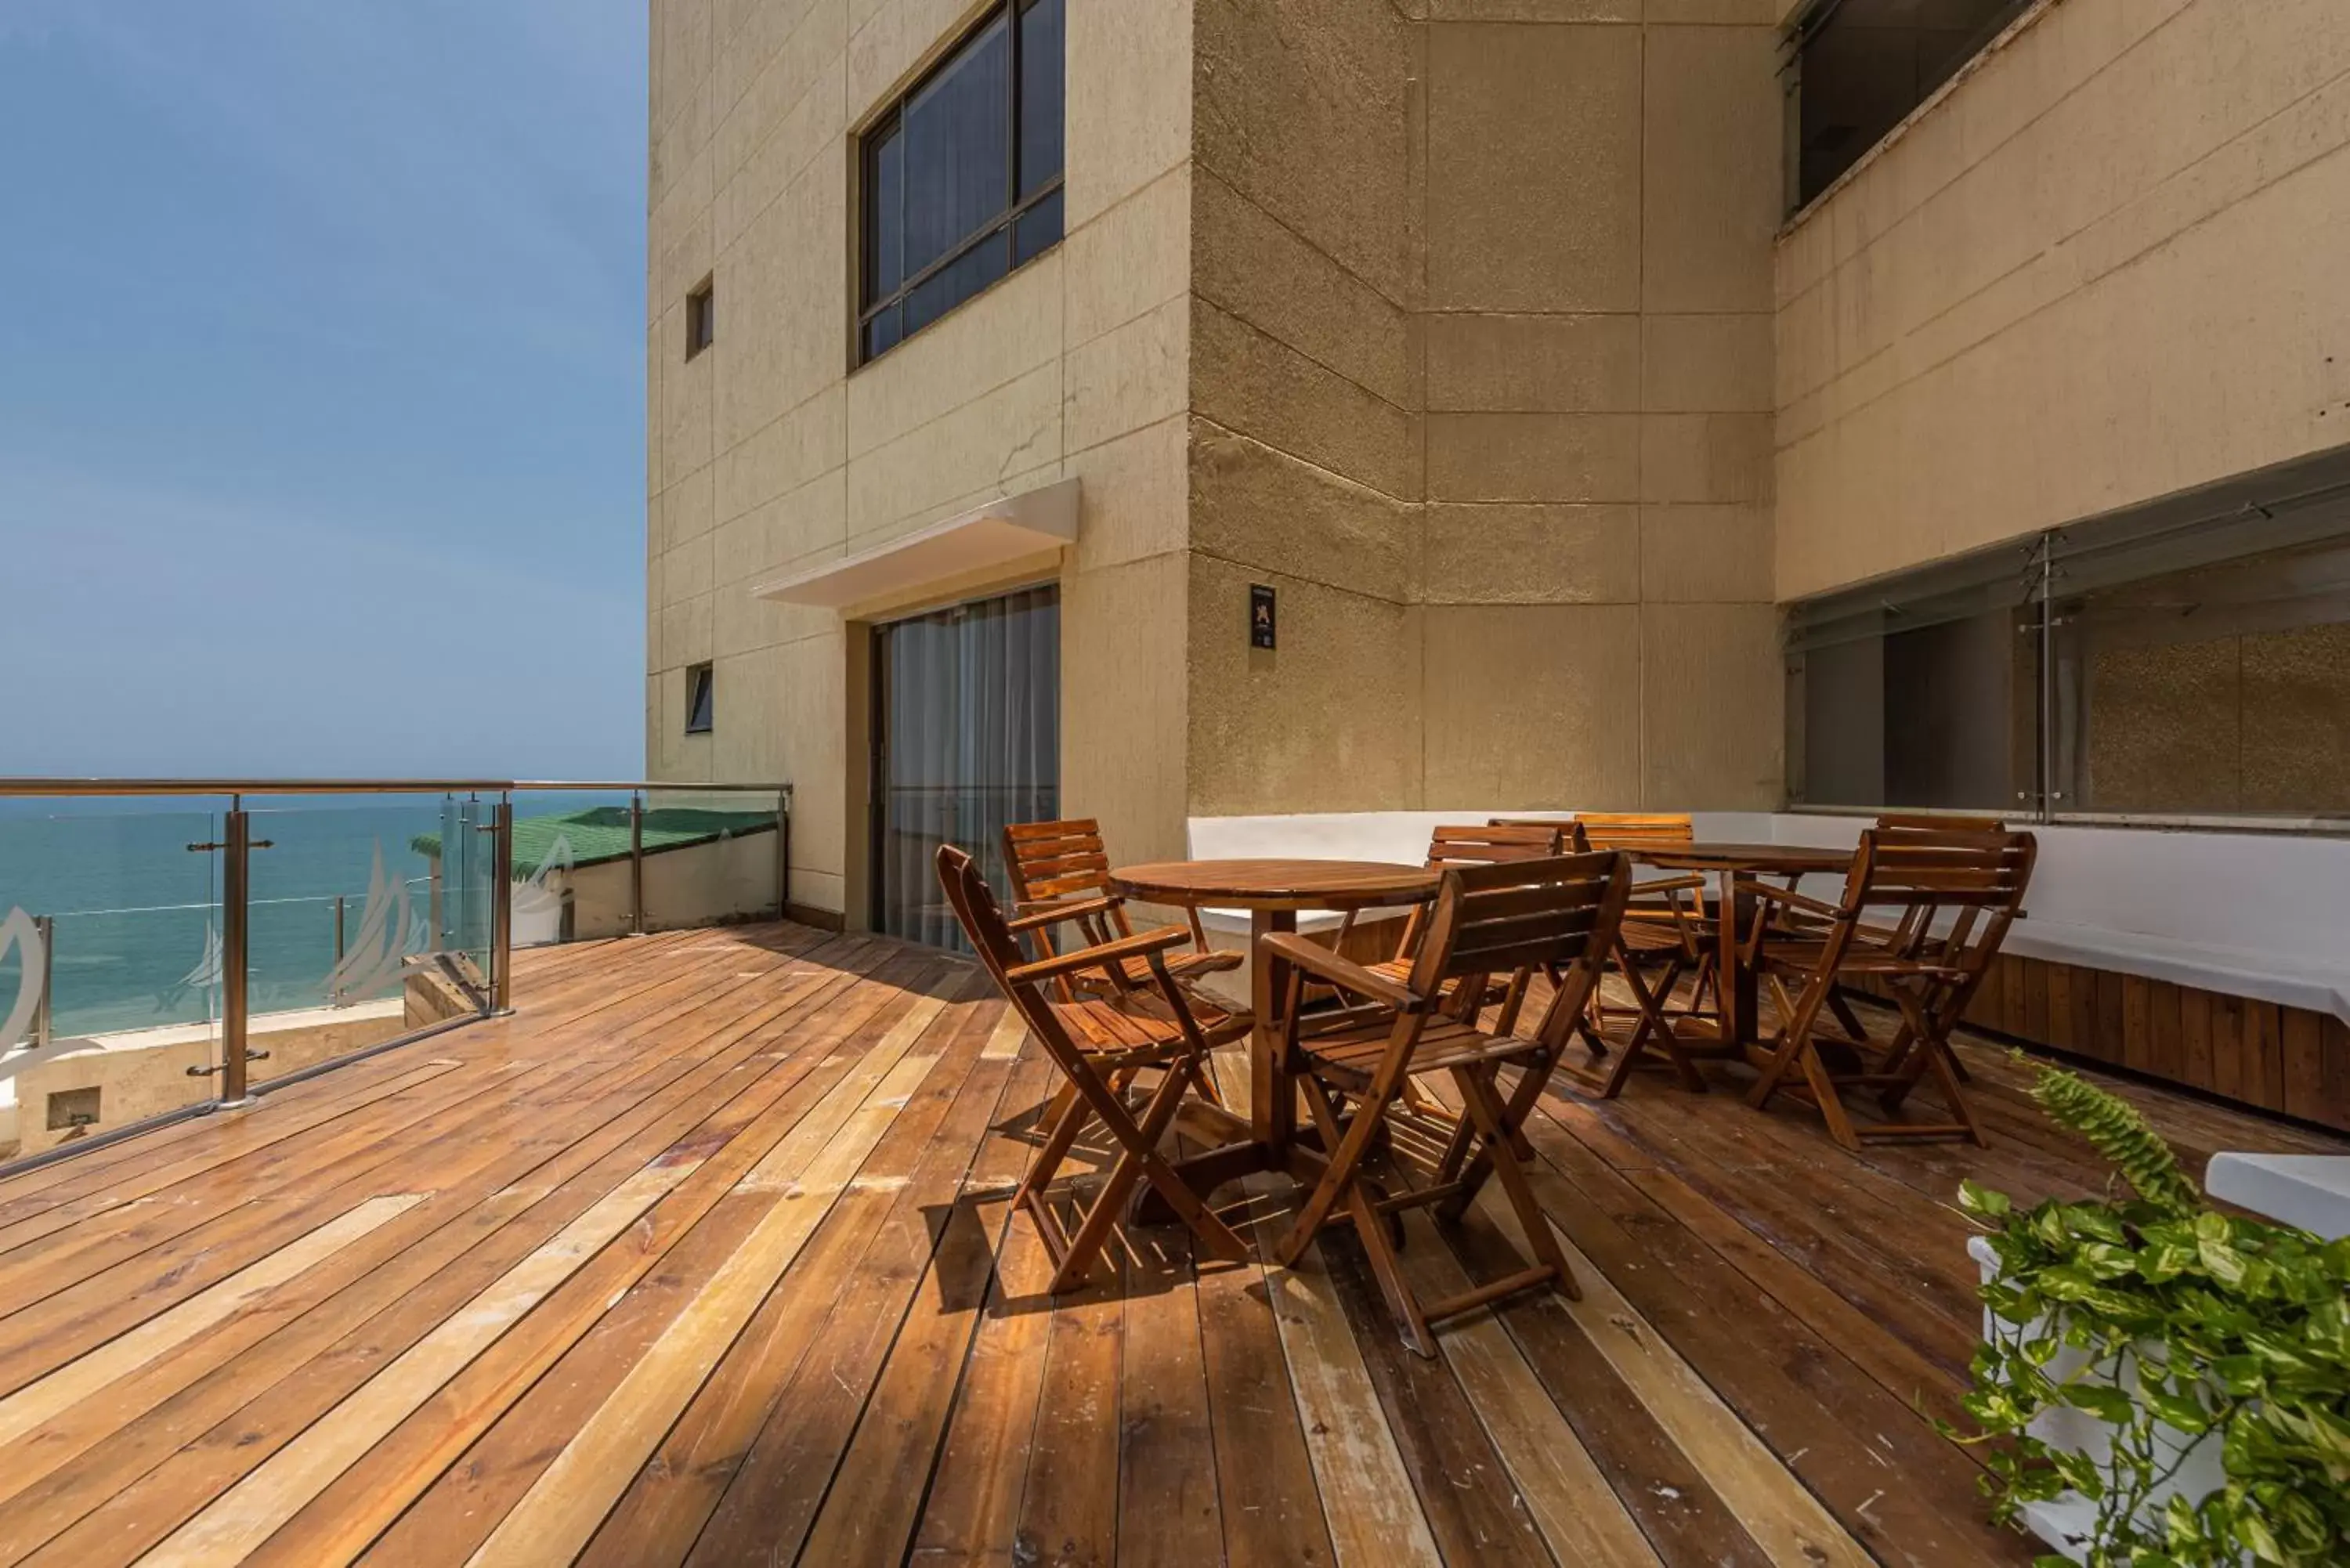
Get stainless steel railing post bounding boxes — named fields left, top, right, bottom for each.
left=219, top=808, right=254, bottom=1107
left=773, top=788, right=790, bottom=921
left=30, top=915, right=53, bottom=1050
left=630, top=790, right=646, bottom=936
left=490, top=797, right=514, bottom=1014
left=331, top=895, right=347, bottom=1006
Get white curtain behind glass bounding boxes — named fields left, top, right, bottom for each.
left=877, top=586, right=1060, bottom=949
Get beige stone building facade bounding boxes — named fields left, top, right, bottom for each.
left=647, top=0, right=2350, bottom=932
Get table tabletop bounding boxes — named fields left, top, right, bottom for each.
left=1111, top=858, right=1438, bottom=912
left=1632, top=841, right=1854, bottom=876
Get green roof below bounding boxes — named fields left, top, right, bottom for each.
left=412, top=807, right=778, bottom=877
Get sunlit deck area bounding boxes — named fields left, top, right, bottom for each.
left=0, top=920, right=2339, bottom=1567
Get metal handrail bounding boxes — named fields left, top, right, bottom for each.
left=0, top=779, right=792, bottom=797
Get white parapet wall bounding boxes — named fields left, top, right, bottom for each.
left=1186, top=810, right=2350, bottom=1025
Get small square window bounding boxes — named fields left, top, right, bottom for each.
left=685, top=662, right=715, bottom=734
left=685, top=277, right=714, bottom=359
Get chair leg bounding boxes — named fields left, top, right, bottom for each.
left=1046, top=1059, right=1247, bottom=1293
left=1882, top=985, right=1987, bottom=1147
left=1278, top=1065, right=1401, bottom=1266
left=1453, top=1063, right=1576, bottom=1301
left=1348, top=1169, right=1437, bottom=1358
left=1607, top=951, right=1703, bottom=1096
left=1295, top=1075, right=1436, bottom=1354
left=1437, top=1051, right=1555, bottom=1224
left=1015, top=1091, right=1090, bottom=1215
left=1826, top=987, right=1871, bottom=1043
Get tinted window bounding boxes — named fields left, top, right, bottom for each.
left=1784, top=0, right=2034, bottom=211
left=1018, top=0, right=1064, bottom=200
left=1786, top=465, right=2350, bottom=822
left=859, top=0, right=1064, bottom=363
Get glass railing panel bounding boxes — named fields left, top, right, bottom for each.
left=638, top=786, right=786, bottom=934
left=0, top=800, right=226, bottom=1158
left=240, top=793, right=479, bottom=1087
left=504, top=787, right=642, bottom=950
left=498, top=785, right=788, bottom=1009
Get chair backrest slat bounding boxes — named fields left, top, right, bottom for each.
left=1571, top=812, right=1695, bottom=852
left=1383, top=822, right=1566, bottom=959
left=1003, top=818, right=1115, bottom=901
left=1820, top=826, right=2037, bottom=959
left=1000, top=820, right=1137, bottom=961
left=1403, top=853, right=1631, bottom=1031
left=1427, top=823, right=1563, bottom=867
left=1874, top=811, right=2007, bottom=833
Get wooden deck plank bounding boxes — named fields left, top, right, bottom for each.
left=1252, top=1194, right=1440, bottom=1568
left=682, top=994, right=1018, bottom=1567
left=0, top=921, right=2331, bottom=1568
left=1318, top=1223, right=1556, bottom=1568
left=1112, top=1225, right=1224, bottom=1568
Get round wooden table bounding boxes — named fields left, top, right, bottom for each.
left=1630, top=842, right=1853, bottom=1050
left=1111, top=858, right=1438, bottom=1194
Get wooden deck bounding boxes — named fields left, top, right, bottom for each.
left=0, top=921, right=2340, bottom=1567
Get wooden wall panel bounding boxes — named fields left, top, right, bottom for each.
left=1859, top=952, right=2348, bottom=1134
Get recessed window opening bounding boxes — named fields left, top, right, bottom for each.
left=1781, top=0, right=2037, bottom=212
left=685, top=276, right=715, bottom=359
left=1784, top=460, right=2350, bottom=822
left=685, top=662, right=715, bottom=735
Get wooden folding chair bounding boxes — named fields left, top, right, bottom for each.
left=1744, top=826, right=2036, bottom=1151
left=1343, top=822, right=1567, bottom=1035
left=1266, top=852, right=1632, bottom=1357
left=1003, top=819, right=1245, bottom=1023
left=936, top=845, right=1248, bottom=1293
left=1492, top=815, right=1714, bottom=1095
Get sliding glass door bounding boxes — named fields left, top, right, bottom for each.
left=872, top=585, right=1060, bottom=949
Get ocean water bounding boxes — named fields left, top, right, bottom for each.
left=0, top=796, right=547, bottom=1042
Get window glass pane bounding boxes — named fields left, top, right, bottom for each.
left=1018, top=0, right=1064, bottom=198
left=866, top=127, right=904, bottom=304
left=1013, top=187, right=1061, bottom=266
left=862, top=305, right=902, bottom=361
left=686, top=668, right=714, bottom=734
left=902, top=14, right=1010, bottom=277
left=1791, top=0, right=2032, bottom=208
left=904, top=229, right=1010, bottom=337
left=2052, top=534, right=2350, bottom=815
left=1789, top=609, right=2031, bottom=811
left=1880, top=610, right=2030, bottom=808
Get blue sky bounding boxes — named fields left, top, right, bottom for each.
left=0, top=2, right=645, bottom=779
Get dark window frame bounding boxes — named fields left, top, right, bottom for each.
left=855, top=0, right=1064, bottom=367
left=684, top=662, right=715, bottom=735
left=685, top=276, right=715, bottom=360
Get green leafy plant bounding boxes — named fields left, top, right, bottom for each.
left=1954, top=1064, right=2350, bottom=1567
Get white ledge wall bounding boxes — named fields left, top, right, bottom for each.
left=1188, top=811, right=2350, bottom=1023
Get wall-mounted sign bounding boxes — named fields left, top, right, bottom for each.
left=1249, top=583, right=1277, bottom=650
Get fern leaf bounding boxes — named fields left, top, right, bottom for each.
left=2030, top=1066, right=2201, bottom=1218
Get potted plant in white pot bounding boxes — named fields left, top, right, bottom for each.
left=1954, top=1065, right=2350, bottom=1566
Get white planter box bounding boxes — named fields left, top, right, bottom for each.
left=1969, top=1235, right=2235, bottom=1564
